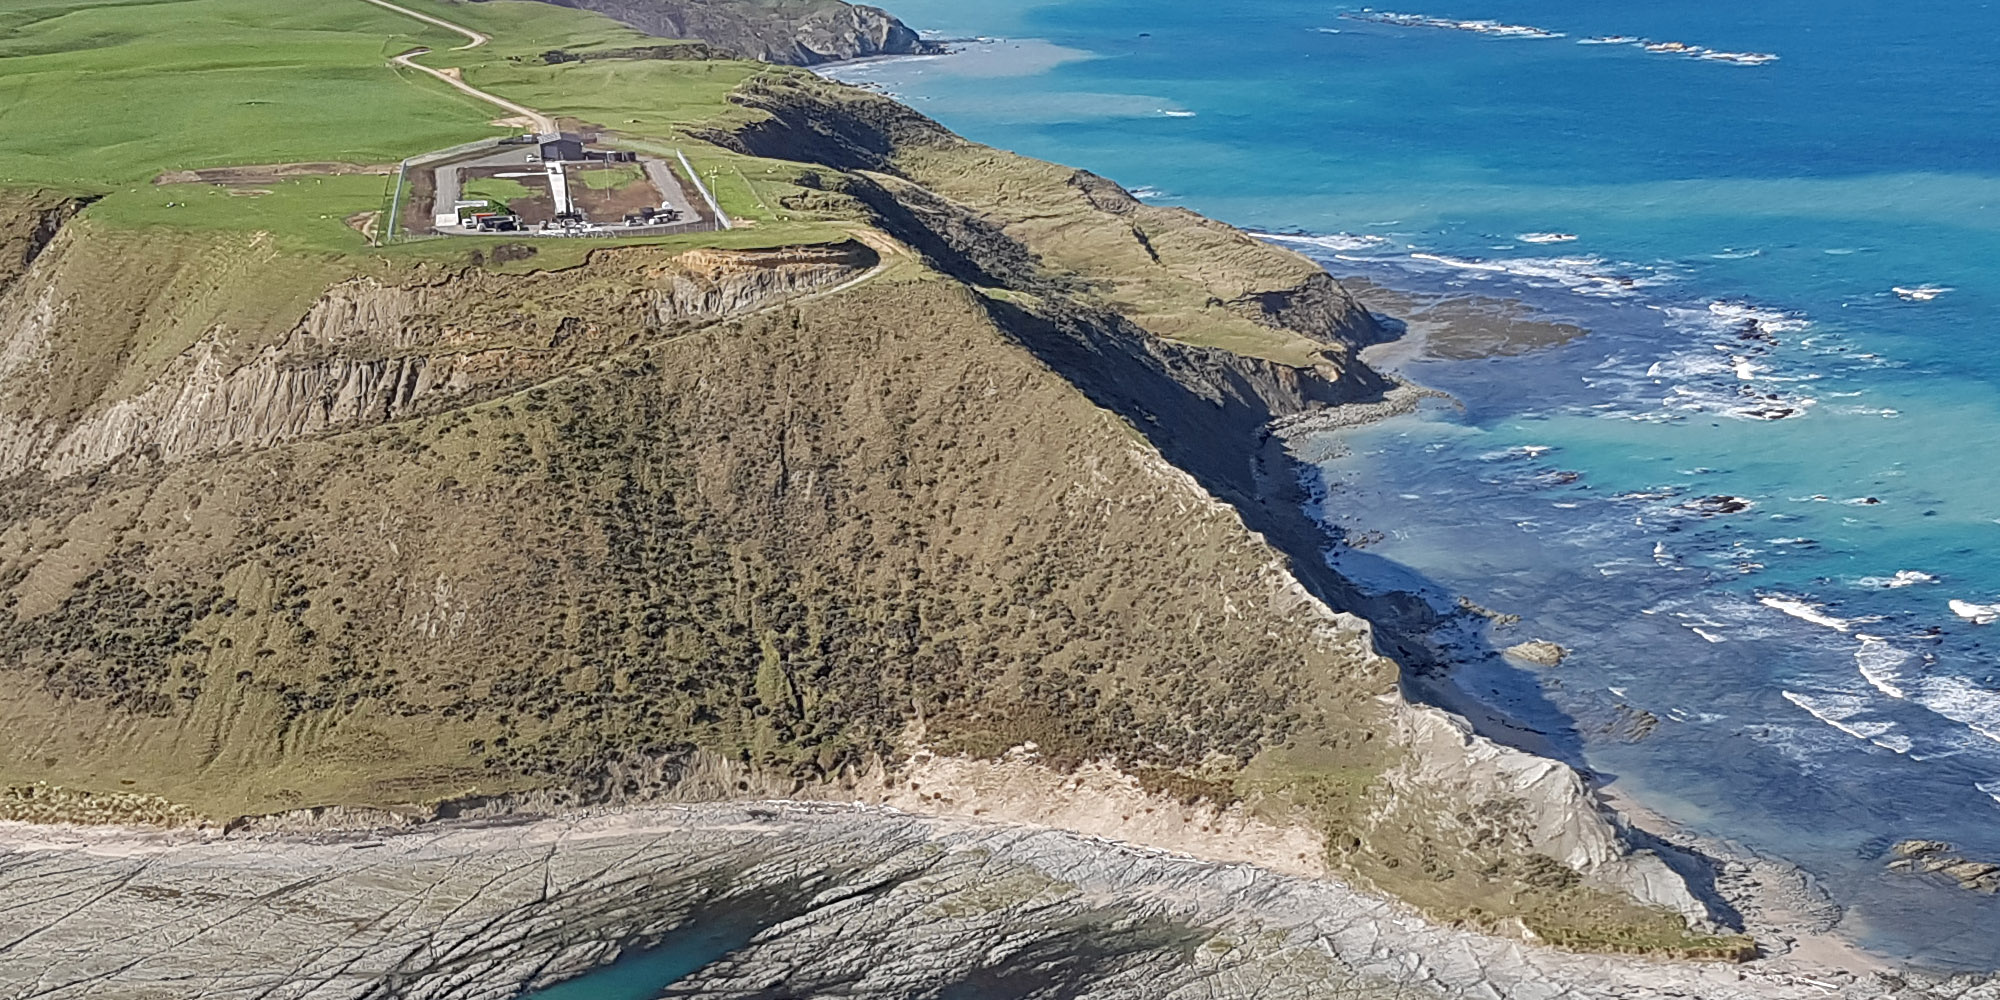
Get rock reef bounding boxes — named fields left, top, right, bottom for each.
left=1, top=807, right=1991, bottom=1000
left=1889, top=841, right=2000, bottom=895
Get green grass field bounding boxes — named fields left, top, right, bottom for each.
left=0, top=0, right=844, bottom=254
left=461, top=175, right=539, bottom=207
left=572, top=164, right=644, bottom=190
left=0, top=0, right=502, bottom=187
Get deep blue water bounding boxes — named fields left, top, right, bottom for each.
left=828, top=0, right=2000, bottom=971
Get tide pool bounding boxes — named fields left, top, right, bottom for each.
left=841, top=0, right=2000, bottom=969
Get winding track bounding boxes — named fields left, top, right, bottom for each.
left=361, top=0, right=558, bottom=134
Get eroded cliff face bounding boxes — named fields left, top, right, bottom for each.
left=0, top=235, right=875, bottom=480
left=519, top=0, right=945, bottom=65
left=0, top=191, right=88, bottom=298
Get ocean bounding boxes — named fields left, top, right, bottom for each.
left=824, top=0, right=2000, bottom=970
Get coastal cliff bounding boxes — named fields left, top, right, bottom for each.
left=0, top=52, right=1742, bottom=982
left=512, top=0, right=946, bottom=65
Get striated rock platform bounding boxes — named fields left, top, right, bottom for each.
left=2, top=805, right=1994, bottom=1000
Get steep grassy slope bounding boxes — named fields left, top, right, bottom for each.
left=0, top=200, right=1745, bottom=958
left=698, top=71, right=1390, bottom=369
left=0, top=0, right=1747, bottom=958
left=0, top=228, right=1368, bottom=810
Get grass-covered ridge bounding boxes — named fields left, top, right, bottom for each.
left=0, top=0, right=1751, bottom=961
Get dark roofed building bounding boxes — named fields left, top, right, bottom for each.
left=539, top=137, right=585, bottom=162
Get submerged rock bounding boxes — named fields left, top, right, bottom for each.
left=1888, top=840, right=2000, bottom=894
left=1679, top=494, right=1756, bottom=516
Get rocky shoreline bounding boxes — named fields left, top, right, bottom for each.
left=0, top=19, right=1979, bottom=999
left=1, top=803, right=1991, bottom=1000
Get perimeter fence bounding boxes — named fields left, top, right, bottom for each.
left=374, top=138, right=727, bottom=245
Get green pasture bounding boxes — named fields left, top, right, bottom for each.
left=461, top=175, right=539, bottom=207
left=0, top=0, right=505, bottom=187
left=572, top=164, right=644, bottom=190
left=0, top=0, right=847, bottom=253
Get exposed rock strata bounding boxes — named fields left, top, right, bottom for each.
left=0, top=807, right=1987, bottom=1000
left=1889, top=841, right=2000, bottom=894
left=0, top=191, right=89, bottom=297
left=0, top=239, right=875, bottom=479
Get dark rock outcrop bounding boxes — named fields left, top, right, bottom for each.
left=1889, top=841, right=2000, bottom=894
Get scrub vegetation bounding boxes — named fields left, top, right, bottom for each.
left=0, top=0, right=1749, bottom=960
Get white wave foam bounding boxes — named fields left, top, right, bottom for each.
left=1855, top=638, right=1914, bottom=699
left=1406, top=252, right=1661, bottom=297
left=1849, top=636, right=2000, bottom=749
left=1893, top=284, right=1953, bottom=302
left=1129, top=186, right=1167, bottom=200
left=1159, top=109, right=1197, bottom=118
left=1258, top=231, right=1393, bottom=253
left=1698, top=50, right=1780, bottom=66
left=1950, top=599, right=2000, bottom=625
left=1685, top=300, right=1811, bottom=336
left=1342, top=11, right=1565, bottom=39
left=1981, top=781, right=2000, bottom=807
left=1761, top=595, right=1854, bottom=632
left=1857, top=570, right=1939, bottom=589
left=1578, top=35, right=1639, bottom=45
left=1476, top=444, right=1555, bottom=462
left=1518, top=232, right=1578, bottom=244
left=1646, top=353, right=1733, bottom=379
left=1782, top=691, right=1908, bottom=751
left=1636, top=40, right=1778, bottom=64
left=1910, top=674, right=2000, bottom=745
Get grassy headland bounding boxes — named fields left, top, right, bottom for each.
left=0, top=0, right=1750, bottom=959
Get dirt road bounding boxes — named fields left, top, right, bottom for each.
left=362, top=0, right=558, bottom=134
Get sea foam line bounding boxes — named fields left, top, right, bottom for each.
left=1854, top=638, right=2000, bottom=749
left=1761, top=595, right=1855, bottom=632
left=1340, top=11, right=1564, bottom=39
left=1781, top=691, right=1910, bottom=753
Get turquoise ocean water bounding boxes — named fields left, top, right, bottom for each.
left=819, top=0, right=2000, bottom=971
